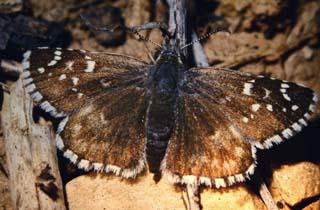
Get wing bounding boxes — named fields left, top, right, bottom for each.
left=163, top=67, right=318, bottom=188
left=21, top=48, right=151, bottom=178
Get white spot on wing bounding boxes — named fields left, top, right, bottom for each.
left=214, top=178, right=226, bottom=188
left=64, top=149, right=78, bottom=164
left=55, top=134, right=65, bottom=150
left=92, top=163, right=104, bottom=172
left=54, top=50, right=62, bottom=55
left=23, top=78, right=33, bottom=85
left=57, top=116, right=69, bottom=133
left=78, top=159, right=91, bottom=171
left=71, top=77, right=79, bottom=85
left=37, top=67, right=45, bottom=73
left=299, top=118, right=308, bottom=126
left=199, top=177, right=212, bottom=187
left=263, top=135, right=282, bottom=149
left=181, top=175, right=197, bottom=185
left=25, top=84, right=36, bottom=92
left=280, top=88, right=286, bottom=93
left=121, top=159, right=145, bottom=179
left=291, top=123, right=302, bottom=132
left=282, top=93, right=291, bottom=101
left=77, top=93, right=84, bottom=98
left=22, top=60, right=30, bottom=69
left=243, top=117, right=249, bottom=123
left=291, top=105, right=299, bottom=111
left=37, top=46, right=49, bottom=49
left=263, top=88, right=271, bottom=99
left=243, top=83, right=253, bottom=96
left=235, top=174, right=245, bottom=182
left=59, top=74, right=66, bottom=80
left=312, top=93, right=318, bottom=103
left=31, top=92, right=43, bottom=102
left=48, top=60, right=57, bottom=66
left=84, top=60, right=95, bottom=73
left=281, top=83, right=290, bottom=88
left=304, top=113, right=312, bottom=120
left=54, top=56, right=62, bottom=60
left=252, top=104, right=261, bottom=112
left=309, top=104, right=315, bottom=112
left=266, top=104, right=273, bottom=112
left=227, top=176, right=236, bottom=186
left=21, top=70, right=31, bottom=78
left=105, top=165, right=121, bottom=176
left=23, top=50, right=31, bottom=59
left=282, top=128, right=293, bottom=139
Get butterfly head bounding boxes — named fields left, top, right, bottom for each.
left=156, top=36, right=183, bottom=65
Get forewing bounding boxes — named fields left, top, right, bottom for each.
left=21, top=48, right=151, bottom=178
left=21, top=48, right=149, bottom=116
left=163, top=67, right=317, bottom=188
left=184, top=68, right=318, bottom=149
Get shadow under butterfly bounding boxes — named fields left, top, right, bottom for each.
left=20, top=21, right=318, bottom=189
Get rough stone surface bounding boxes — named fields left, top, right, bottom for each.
left=201, top=185, right=267, bottom=210
left=66, top=172, right=186, bottom=210
left=66, top=172, right=268, bottom=210
left=270, top=162, right=320, bottom=207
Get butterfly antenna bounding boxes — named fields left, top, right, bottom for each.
left=180, top=28, right=231, bottom=50
left=80, top=14, right=163, bottom=48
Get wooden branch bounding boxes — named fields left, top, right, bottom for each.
left=166, top=0, right=187, bottom=56
left=1, top=59, right=23, bottom=77
left=1, top=79, right=66, bottom=210
left=255, top=172, right=279, bottom=210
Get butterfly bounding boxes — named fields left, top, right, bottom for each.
left=21, top=33, right=318, bottom=189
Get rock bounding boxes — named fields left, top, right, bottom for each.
left=303, top=199, right=320, bottom=210
left=270, top=162, right=320, bottom=207
left=66, top=172, right=186, bottom=210
left=66, top=172, right=266, bottom=210
left=201, top=185, right=267, bottom=210
left=284, top=48, right=320, bottom=94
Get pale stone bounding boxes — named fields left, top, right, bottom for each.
left=270, top=162, right=320, bottom=206
left=201, top=184, right=267, bottom=210
left=66, top=173, right=186, bottom=210
left=66, top=172, right=266, bottom=210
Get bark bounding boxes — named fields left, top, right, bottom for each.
left=1, top=79, right=66, bottom=210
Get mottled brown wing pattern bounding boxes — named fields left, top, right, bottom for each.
left=185, top=68, right=317, bottom=149
left=21, top=48, right=149, bottom=116
left=21, top=48, right=151, bottom=178
left=163, top=67, right=317, bottom=188
left=162, top=92, right=256, bottom=188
